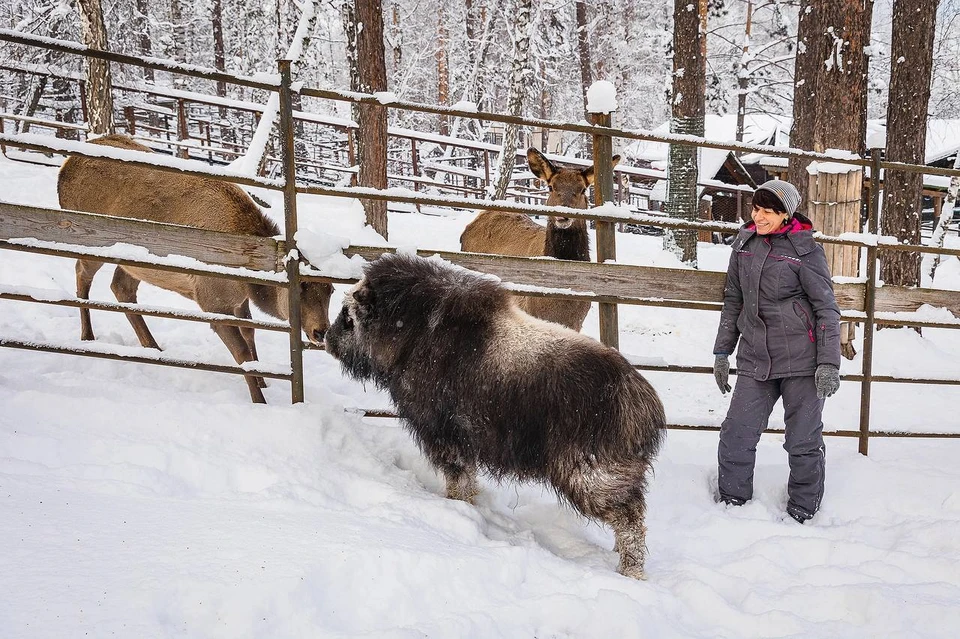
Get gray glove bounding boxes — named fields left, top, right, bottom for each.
left=815, top=364, right=840, bottom=399
left=714, top=354, right=731, bottom=394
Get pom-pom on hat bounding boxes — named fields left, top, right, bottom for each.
left=755, top=179, right=801, bottom=219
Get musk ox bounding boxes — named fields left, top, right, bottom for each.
left=324, top=253, right=666, bottom=579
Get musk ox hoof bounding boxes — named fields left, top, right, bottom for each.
left=619, top=562, right=647, bottom=581
left=445, top=473, right=480, bottom=504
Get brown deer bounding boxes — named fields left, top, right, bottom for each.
left=57, top=134, right=333, bottom=404
left=460, top=147, right=619, bottom=331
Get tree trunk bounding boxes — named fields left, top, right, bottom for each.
left=451, top=0, right=497, bottom=141
left=391, top=2, right=402, bottom=73
left=135, top=0, right=154, bottom=82
left=52, top=76, right=80, bottom=141
left=789, top=1, right=872, bottom=215
left=735, top=1, right=753, bottom=143
left=788, top=0, right=822, bottom=206
left=490, top=0, right=534, bottom=201
left=926, top=152, right=960, bottom=281
left=345, top=0, right=389, bottom=238
left=811, top=2, right=872, bottom=159
left=575, top=0, right=592, bottom=117
left=881, top=0, right=938, bottom=290
left=77, top=0, right=115, bottom=135
left=666, top=0, right=707, bottom=266
left=168, top=0, right=186, bottom=90
left=437, top=4, right=450, bottom=136
left=212, top=0, right=226, bottom=97
left=17, top=74, right=47, bottom=134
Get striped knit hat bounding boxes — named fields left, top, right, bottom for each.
left=756, top=179, right=801, bottom=219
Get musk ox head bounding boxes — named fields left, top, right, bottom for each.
left=324, top=253, right=508, bottom=383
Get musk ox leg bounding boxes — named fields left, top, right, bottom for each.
left=612, top=519, right=648, bottom=581
left=76, top=259, right=105, bottom=341
left=560, top=459, right=653, bottom=580
left=110, top=267, right=161, bottom=350
left=236, top=299, right=266, bottom=388
left=443, top=465, right=480, bottom=504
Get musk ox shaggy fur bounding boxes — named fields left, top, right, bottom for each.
left=324, top=253, right=666, bottom=579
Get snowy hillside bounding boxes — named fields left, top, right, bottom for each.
left=2, top=152, right=960, bottom=638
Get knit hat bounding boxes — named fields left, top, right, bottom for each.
left=755, top=179, right=801, bottom=219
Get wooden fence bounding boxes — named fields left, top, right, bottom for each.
left=2, top=28, right=960, bottom=455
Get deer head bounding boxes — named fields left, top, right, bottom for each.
left=526, top=147, right=621, bottom=228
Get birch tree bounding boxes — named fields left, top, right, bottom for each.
left=881, top=0, right=938, bottom=290
left=228, top=0, right=319, bottom=175
left=77, top=0, right=114, bottom=135
left=925, top=151, right=960, bottom=281
left=135, top=0, right=154, bottom=82
left=575, top=0, right=593, bottom=116
left=490, top=0, right=535, bottom=201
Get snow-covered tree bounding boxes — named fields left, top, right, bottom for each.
left=77, top=0, right=114, bottom=135
left=666, top=0, right=707, bottom=266
left=489, top=0, right=534, bottom=201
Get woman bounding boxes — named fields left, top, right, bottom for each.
left=712, top=179, right=841, bottom=524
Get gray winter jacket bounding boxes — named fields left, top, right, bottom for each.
left=713, top=213, right=841, bottom=380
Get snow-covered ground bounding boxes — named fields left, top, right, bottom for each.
left=2, top=151, right=959, bottom=638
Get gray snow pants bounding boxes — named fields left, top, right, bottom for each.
left=718, top=374, right=826, bottom=518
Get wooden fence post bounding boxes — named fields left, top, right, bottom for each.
left=78, top=79, right=89, bottom=126
left=347, top=129, right=357, bottom=186
left=410, top=138, right=421, bottom=212
left=124, top=105, right=136, bottom=135
left=589, top=110, right=619, bottom=350
left=176, top=99, right=189, bottom=158
left=858, top=148, right=883, bottom=455
left=278, top=58, right=305, bottom=404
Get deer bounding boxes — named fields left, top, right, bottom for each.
left=57, top=134, right=333, bottom=404
left=459, top=147, right=620, bottom=331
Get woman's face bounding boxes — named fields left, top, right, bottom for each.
left=751, top=205, right=788, bottom=235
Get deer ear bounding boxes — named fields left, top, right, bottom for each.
left=526, top=147, right=555, bottom=182
left=583, top=155, right=622, bottom=185
left=582, top=166, right=596, bottom=186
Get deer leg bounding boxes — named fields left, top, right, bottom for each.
left=209, top=322, right=266, bottom=404
left=235, top=299, right=266, bottom=388
left=196, top=288, right=266, bottom=403
left=76, top=259, right=105, bottom=341
left=110, top=267, right=161, bottom=350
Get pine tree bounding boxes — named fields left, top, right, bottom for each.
left=666, top=0, right=707, bottom=266
left=881, top=0, right=939, bottom=290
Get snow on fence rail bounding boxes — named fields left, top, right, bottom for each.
left=2, top=30, right=960, bottom=450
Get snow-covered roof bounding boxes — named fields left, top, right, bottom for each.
left=737, top=117, right=960, bottom=166
left=624, top=114, right=785, bottom=201
left=626, top=114, right=792, bottom=165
